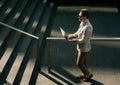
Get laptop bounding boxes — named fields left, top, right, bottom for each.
left=60, top=27, right=78, bottom=41
left=60, top=27, right=66, bottom=37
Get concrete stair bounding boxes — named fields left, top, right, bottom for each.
left=0, top=0, right=56, bottom=84
left=0, top=0, right=120, bottom=85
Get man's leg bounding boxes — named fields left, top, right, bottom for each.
left=76, top=51, right=90, bottom=76
left=84, top=54, right=88, bottom=70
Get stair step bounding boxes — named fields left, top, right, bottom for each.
left=0, top=0, right=20, bottom=49
left=0, top=0, right=57, bottom=84
left=28, top=3, right=56, bottom=85
left=20, top=41, right=37, bottom=85
left=6, top=0, right=45, bottom=84
left=0, top=0, right=18, bottom=21
left=0, top=0, right=39, bottom=84
left=0, top=0, right=7, bottom=8
left=6, top=37, right=34, bottom=84
left=15, top=2, right=47, bottom=84
left=0, top=0, right=29, bottom=49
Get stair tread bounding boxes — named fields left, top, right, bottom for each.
left=6, top=37, right=32, bottom=84
left=0, top=0, right=56, bottom=84
left=1, top=0, right=42, bottom=84
left=20, top=45, right=37, bottom=85
left=0, top=0, right=18, bottom=21
left=0, top=0, right=29, bottom=48
left=0, top=0, right=38, bottom=70
left=13, top=1, right=46, bottom=84
left=28, top=3, right=55, bottom=84
left=0, top=0, right=7, bottom=8
left=0, top=0, right=39, bottom=84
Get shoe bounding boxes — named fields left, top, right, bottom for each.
left=82, top=73, right=93, bottom=81
left=75, top=74, right=85, bottom=79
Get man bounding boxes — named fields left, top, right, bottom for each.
left=66, top=8, right=93, bottom=81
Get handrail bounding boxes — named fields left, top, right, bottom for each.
left=0, top=22, right=39, bottom=40
left=46, top=37, right=120, bottom=41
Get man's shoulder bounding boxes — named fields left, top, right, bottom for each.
left=85, top=25, right=92, bottom=29
left=86, top=21, right=93, bottom=29
left=84, top=25, right=93, bottom=33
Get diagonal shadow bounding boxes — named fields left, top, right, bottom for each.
left=49, top=71, right=74, bottom=85
left=87, top=79, right=104, bottom=85
left=49, top=71, right=73, bottom=85
left=50, top=66, right=104, bottom=85
left=50, top=66, right=81, bottom=84
left=40, top=71, right=63, bottom=85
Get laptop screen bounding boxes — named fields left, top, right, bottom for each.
left=60, top=27, right=65, bottom=36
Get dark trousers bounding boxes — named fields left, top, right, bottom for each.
left=76, top=51, right=90, bottom=76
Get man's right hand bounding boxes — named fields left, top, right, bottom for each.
left=66, top=34, right=78, bottom=39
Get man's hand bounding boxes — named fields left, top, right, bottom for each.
left=66, top=34, right=78, bottom=39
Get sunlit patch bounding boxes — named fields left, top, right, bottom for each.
left=0, top=2, right=2, bottom=8
left=92, top=41, right=120, bottom=48
left=32, top=20, right=38, bottom=28
left=51, top=29, right=61, bottom=37
left=42, top=0, right=47, bottom=4
left=5, top=7, right=12, bottom=14
left=14, top=12, right=21, bottom=19
left=49, top=3, right=54, bottom=7
left=88, top=7, right=118, bottom=12
left=41, top=25, right=46, bottom=33
left=58, top=6, right=118, bottom=13
left=0, top=47, right=13, bottom=72
left=23, top=16, right=29, bottom=24
left=91, top=35, right=120, bottom=48
left=0, top=39, right=3, bottom=47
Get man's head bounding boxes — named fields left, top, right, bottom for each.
left=78, top=8, right=89, bottom=22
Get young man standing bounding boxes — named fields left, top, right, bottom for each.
left=66, top=8, right=93, bottom=81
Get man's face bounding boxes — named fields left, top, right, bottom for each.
left=78, top=12, right=87, bottom=22
left=78, top=12, right=83, bottom=21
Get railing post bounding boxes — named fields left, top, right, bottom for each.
left=36, top=39, right=41, bottom=70
left=47, top=39, right=51, bottom=72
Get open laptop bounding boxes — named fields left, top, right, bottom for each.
left=60, top=27, right=66, bottom=37
left=60, top=27, right=78, bottom=41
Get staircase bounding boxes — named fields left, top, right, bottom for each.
left=0, top=0, right=57, bottom=84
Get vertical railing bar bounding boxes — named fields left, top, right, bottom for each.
left=36, top=39, right=41, bottom=69
left=47, top=39, right=51, bottom=72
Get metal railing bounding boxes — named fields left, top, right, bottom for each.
left=46, top=36, right=120, bottom=71
left=0, top=22, right=39, bottom=39
left=0, top=21, right=40, bottom=59
left=46, top=37, right=120, bottom=41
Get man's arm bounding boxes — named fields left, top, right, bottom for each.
left=78, top=26, right=92, bottom=43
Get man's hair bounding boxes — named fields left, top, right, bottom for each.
left=80, top=8, right=89, bottom=18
